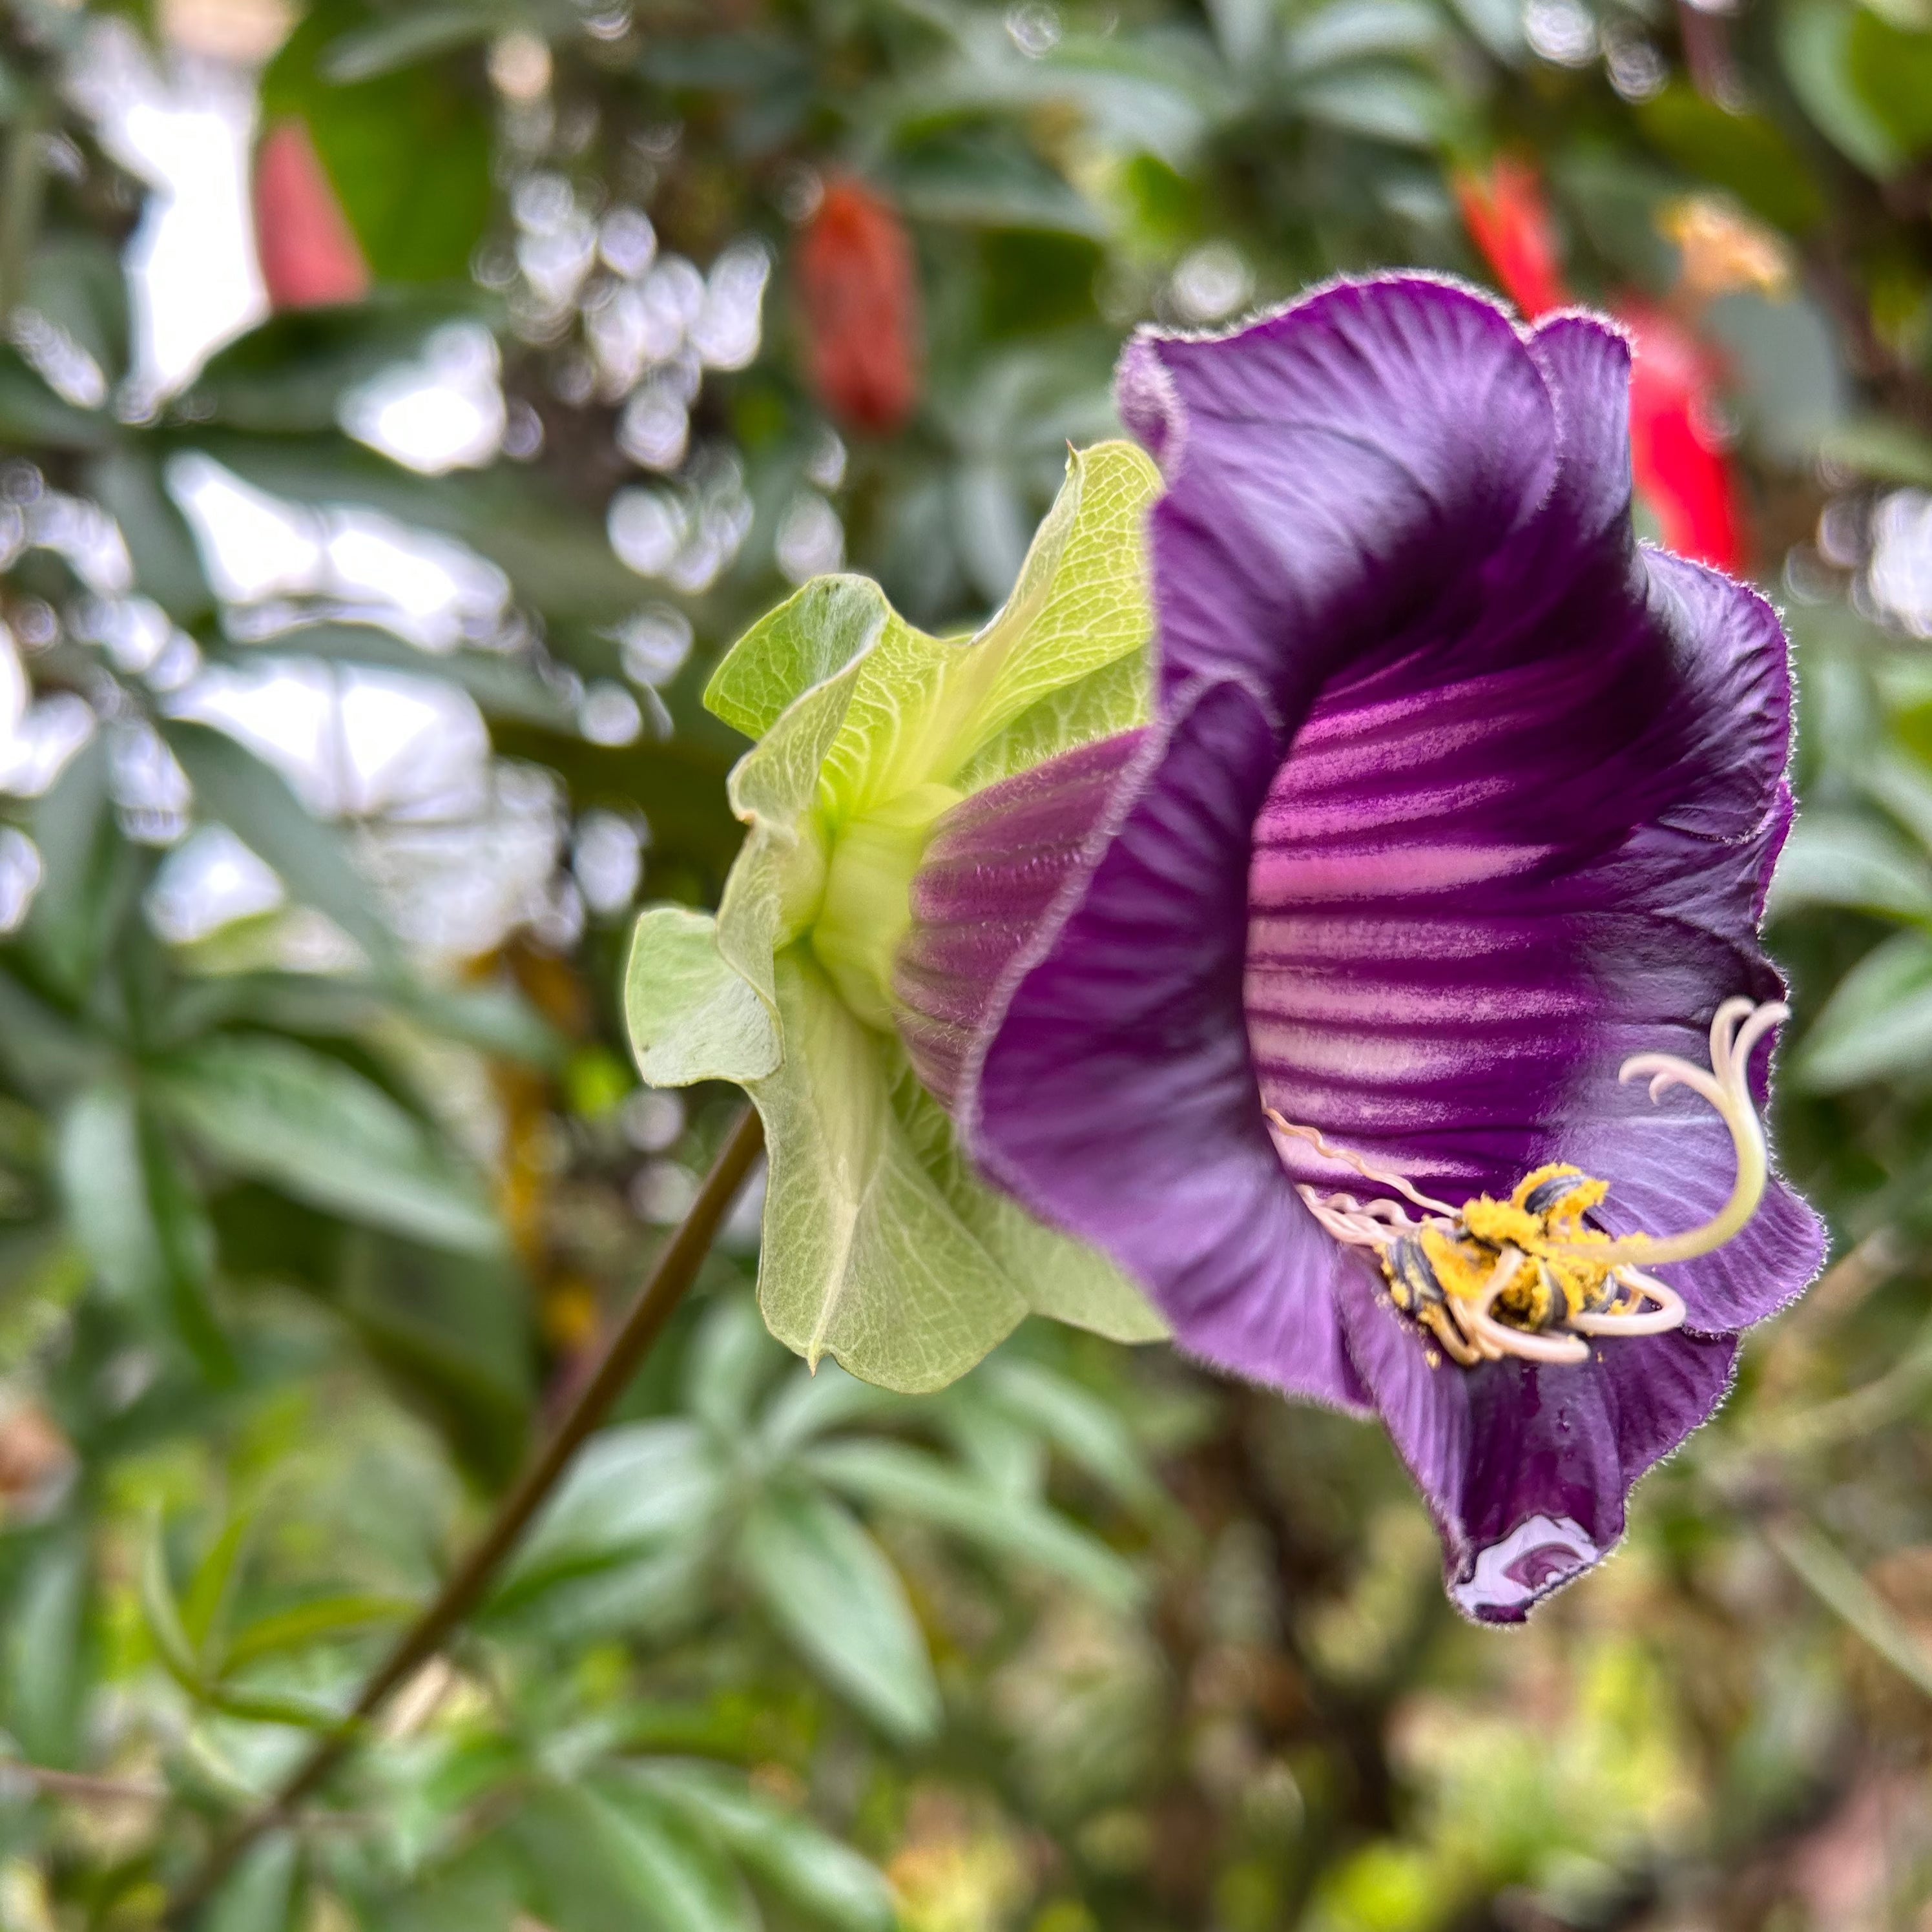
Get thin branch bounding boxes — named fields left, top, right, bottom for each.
left=0, top=1763, right=166, bottom=1805
left=163, top=1105, right=765, bottom=1927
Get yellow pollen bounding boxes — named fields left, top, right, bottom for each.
left=1273, top=997, right=1787, bottom=1369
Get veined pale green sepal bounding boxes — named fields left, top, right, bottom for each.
left=625, top=908, right=779, bottom=1087
left=622, top=441, right=1170, bottom=1393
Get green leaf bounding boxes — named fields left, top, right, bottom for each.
left=581, top=1779, right=761, bottom=1932
left=161, top=720, right=400, bottom=971
left=1767, top=812, right=1932, bottom=922
left=1767, top=1517, right=1932, bottom=1699
left=685, top=1291, right=785, bottom=1437
left=0, top=965, right=103, bottom=1099
left=1779, top=0, right=1906, bottom=176
left=981, top=1356, right=1168, bottom=1517
left=163, top=968, right=561, bottom=1069
left=87, top=446, right=214, bottom=625
left=335, top=1233, right=533, bottom=1485
left=1296, top=67, right=1451, bottom=146
left=0, top=348, right=111, bottom=447
left=757, top=1360, right=909, bottom=1456
left=1817, top=415, right=1932, bottom=485
left=21, top=733, right=134, bottom=1001
left=260, top=1, right=492, bottom=283
left=214, top=623, right=576, bottom=730
left=223, top=1592, right=414, bottom=1668
left=202, top=1679, right=347, bottom=1730
left=4, top=1535, right=87, bottom=1765
left=1798, top=930, right=1932, bottom=1090
left=1636, top=82, right=1827, bottom=231
left=804, top=1437, right=1143, bottom=1612
left=57, top=1082, right=158, bottom=1305
left=504, top=1421, right=725, bottom=1593
left=57, top=1085, right=232, bottom=1376
left=636, top=1761, right=898, bottom=1932
left=140, top=1110, right=233, bottom=1377
left=186, top=291, right=486, bottom=433
left=143, top=1522, right=349, bottom=1724
left=150, top=1035, right=501, bottom=1255
left=1703, top=290, right=1845, bottom=465
left=182, top=1511, right=254, bottom=1668
left=195, top=430, right=650, bottom=626
left=319, top=5, right=510, bottom=80
left=1845, top=6, right=1932, bottom=156
left=140, top=1512, right=207, bottom=1694
left=1284, top=0, right=1443, bottom=70
left=26, top=233, right=129, bottom=384
left=511, top=1782, right=754, bottom=1932
left=887, top=134, right=1112, bottom=236
left=737, top=1484, right=941, bottom=1743
left=355, top=1842, right=519, bottom=1932
left=200, top=1833, right=301, bottom=1932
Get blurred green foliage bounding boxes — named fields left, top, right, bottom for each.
left=3, top=0, right=1932, bottom=1926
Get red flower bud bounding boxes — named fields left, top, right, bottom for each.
left=795, top=178, right=921, bottom=435
left=1453, top=158, right=1569, bottom=323
left=253, top=119, right=371, bottom=312
left=1615, top=300, right=1743, bottom=576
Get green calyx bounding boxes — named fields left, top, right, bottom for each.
left=811, top=782, right=962, bottom=1028
left=625, top=440, right=1170, bottom=1393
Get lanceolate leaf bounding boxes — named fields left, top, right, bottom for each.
left=162, top=720, right=400, bottom=972
left=57, top=1084, right=233, bottom=1376
left=151, top=1036, right=501, bottom=1255
left=804, top=1437, right=1144, bottom=1611
left=634, top=1762, right=898, bottom=1932
left=736, top=1485, right=941, bottom=1743
left=22, top=734, right=134, bottom=1002
left=580, top=1779, right=761, bottom=1932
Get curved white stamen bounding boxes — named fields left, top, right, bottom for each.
left=1297, top=1188, right=1400, bottom=1248
left=1454, top=1246, right=1592, bottom=1366
left=1550, top=997, right=1783, bottom=1270
left=1417, top=1300, right=1484, bottom=1367
left=1567, top=1264, right=1685, bottom=1336
left=1267, top=1110, right=1459, bottom=1218
left=1465, top=1307, right=1592, bottom=1364
left=1466, top=1308, right=1590, bottom=1362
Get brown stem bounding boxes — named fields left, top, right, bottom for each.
left=162, top=1105, right=765, bottom=1927
left=2, top=1763, right=167, bottom=1804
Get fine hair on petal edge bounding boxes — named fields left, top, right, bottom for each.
left=1440, top=1334, right=1743, bottom=1625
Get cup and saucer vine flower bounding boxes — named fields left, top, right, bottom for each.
left=628, top=273, right=1824, bottom=1620
left=625, top=442, right=1170, bottom=1394
left=890, top=275, right=1825, bottom=1621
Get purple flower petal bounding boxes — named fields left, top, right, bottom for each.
left=897, top=731, right=1147, bottom=1113
left=1245, top=513, right=1822, bottom=1329
left=1117, top=275, right=1559, bottom=716
left=925, top=683, right=1367, bottom=1413
left=1335, top=1258, right=1738, bottom=1623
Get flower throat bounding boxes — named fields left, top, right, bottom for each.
left=1271, top=998, right=1783, bottom=1369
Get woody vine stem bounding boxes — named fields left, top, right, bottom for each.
left=163, top=1106, right=767, bottom=1928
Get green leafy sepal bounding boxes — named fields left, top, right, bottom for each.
left=626, top=441, right=1169, bottom=1393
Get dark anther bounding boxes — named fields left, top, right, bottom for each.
left=1386, top=1236, right=1443, bottom=1313
left=1523, top=1173, right=1588, bottom=1217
